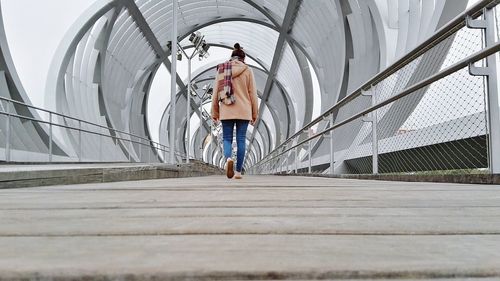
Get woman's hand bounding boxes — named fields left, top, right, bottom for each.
left=250, top=118, right=257, bottom=126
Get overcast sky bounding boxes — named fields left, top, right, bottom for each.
left=2, top=0, right=96, bottom=107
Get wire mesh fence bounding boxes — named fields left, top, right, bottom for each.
left=250, top=1, right=500, bottom=176
left=340, top=21, right=488, bottom=174
left=0, top=96, right=175, bottom=163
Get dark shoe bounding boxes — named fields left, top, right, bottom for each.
left=225, top=159, right=234, bottom=179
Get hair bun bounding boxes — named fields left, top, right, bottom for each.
left=234, top=43, right=241, bottom=50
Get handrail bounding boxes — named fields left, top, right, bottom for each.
left=256, top=39, right=500, bottom=167
left=0, top=108, right=187, bottom=160
left=0, top=96, right=189, bottom=161
left=253, top=0, right=498, bottom=167
left=0, top=111, right=174, bottom=151
left=0, top=95, right=155, bottom=146
left=0, top=95, right=169, bottom=153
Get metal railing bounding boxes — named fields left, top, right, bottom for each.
left=0, top=95, right=184, bottom=163
left=249, top=0, right=500, bottom=175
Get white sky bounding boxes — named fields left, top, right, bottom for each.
left=1, top=0, right=96, bottom=108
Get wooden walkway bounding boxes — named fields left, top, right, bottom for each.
left=0, top=175, right=499, bottom=280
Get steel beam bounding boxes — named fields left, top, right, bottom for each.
left=123, top=0, right=186, bottom=87
left=246, top=0, right=302, bottom=166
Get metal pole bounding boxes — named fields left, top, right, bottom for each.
left=280, top=156, right=282, bottom=174
left=372, top=92, right=378, bottom=175
left=128, top=141, right=131, bottom=162
left=6, top=101, right=11, bottom=162
left=274, top=151, right=280, bottom=174
left=287, top=151, right=291, bottom=174
left=270, top=159, right=273, bottom=174
left=308, top=140, right=312, bottom=173
left=199, top=97, right=203, bottom=161
left=362, top=89, right=378, bottom=174
left=276, top=156, right=279, bottom=174
left=139, top=138, right=142, bottom=162
left=155, top=143, right=158, bottom=162
left=146, top=141, right=151, bottom=163
left=330, top=114, right=335, bottom=174
left=162, top=145, right=166, bottom=163
left=280, top=155, right=283, bottom=174
left=294, top=146, right=298, bottom=173
left=78, top=120, right=82, bottom=162
left=467, top=8, right=500, bottom=174
left=49, top=113, right=53, bottom=162
left=169, top=0, right=178, bottom=164
left=284, top=154, right=287, bottom=174
left=484, top=8, right=500, bottom=174
left=186, top=57, right=191, bottom=164
left=99, top=128, right=102, bottom=162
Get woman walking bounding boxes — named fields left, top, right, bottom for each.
left=211, top=43, right=258, bottom=179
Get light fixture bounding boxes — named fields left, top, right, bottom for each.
left=202, top=42, right=210, bottom=52
left=188, top=33, right=196, bottom=42
left=176, top=31, right=211, bottom=163
left=189, top=32, right=202, bottom=46
left=203, top=84, right=213, bottom=96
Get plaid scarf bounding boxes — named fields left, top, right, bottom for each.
left=216, top=60, right=235, bottom=105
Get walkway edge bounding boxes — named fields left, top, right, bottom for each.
left=277, top=173, right=500, bottom=184
left=1, top=269, right=500, bottom=281
left=0, top=163, right=223, bottom=189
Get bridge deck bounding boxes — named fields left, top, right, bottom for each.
left=0, top=175, right=499, bottom=280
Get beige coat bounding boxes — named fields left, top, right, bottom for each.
left=211, top=60, right=258, bottom=121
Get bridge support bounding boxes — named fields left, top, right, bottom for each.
left=330, top=113, right=335, bottom=174
left=5, top=101, right=10, bottom=162
left=467, top=7, right=500, bottom=174
left=294, top=146, right=298, bottom=173
left=362, top=88, right=378, bottom=175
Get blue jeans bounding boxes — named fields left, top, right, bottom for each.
left=221, top=119, right=249, bottom=172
